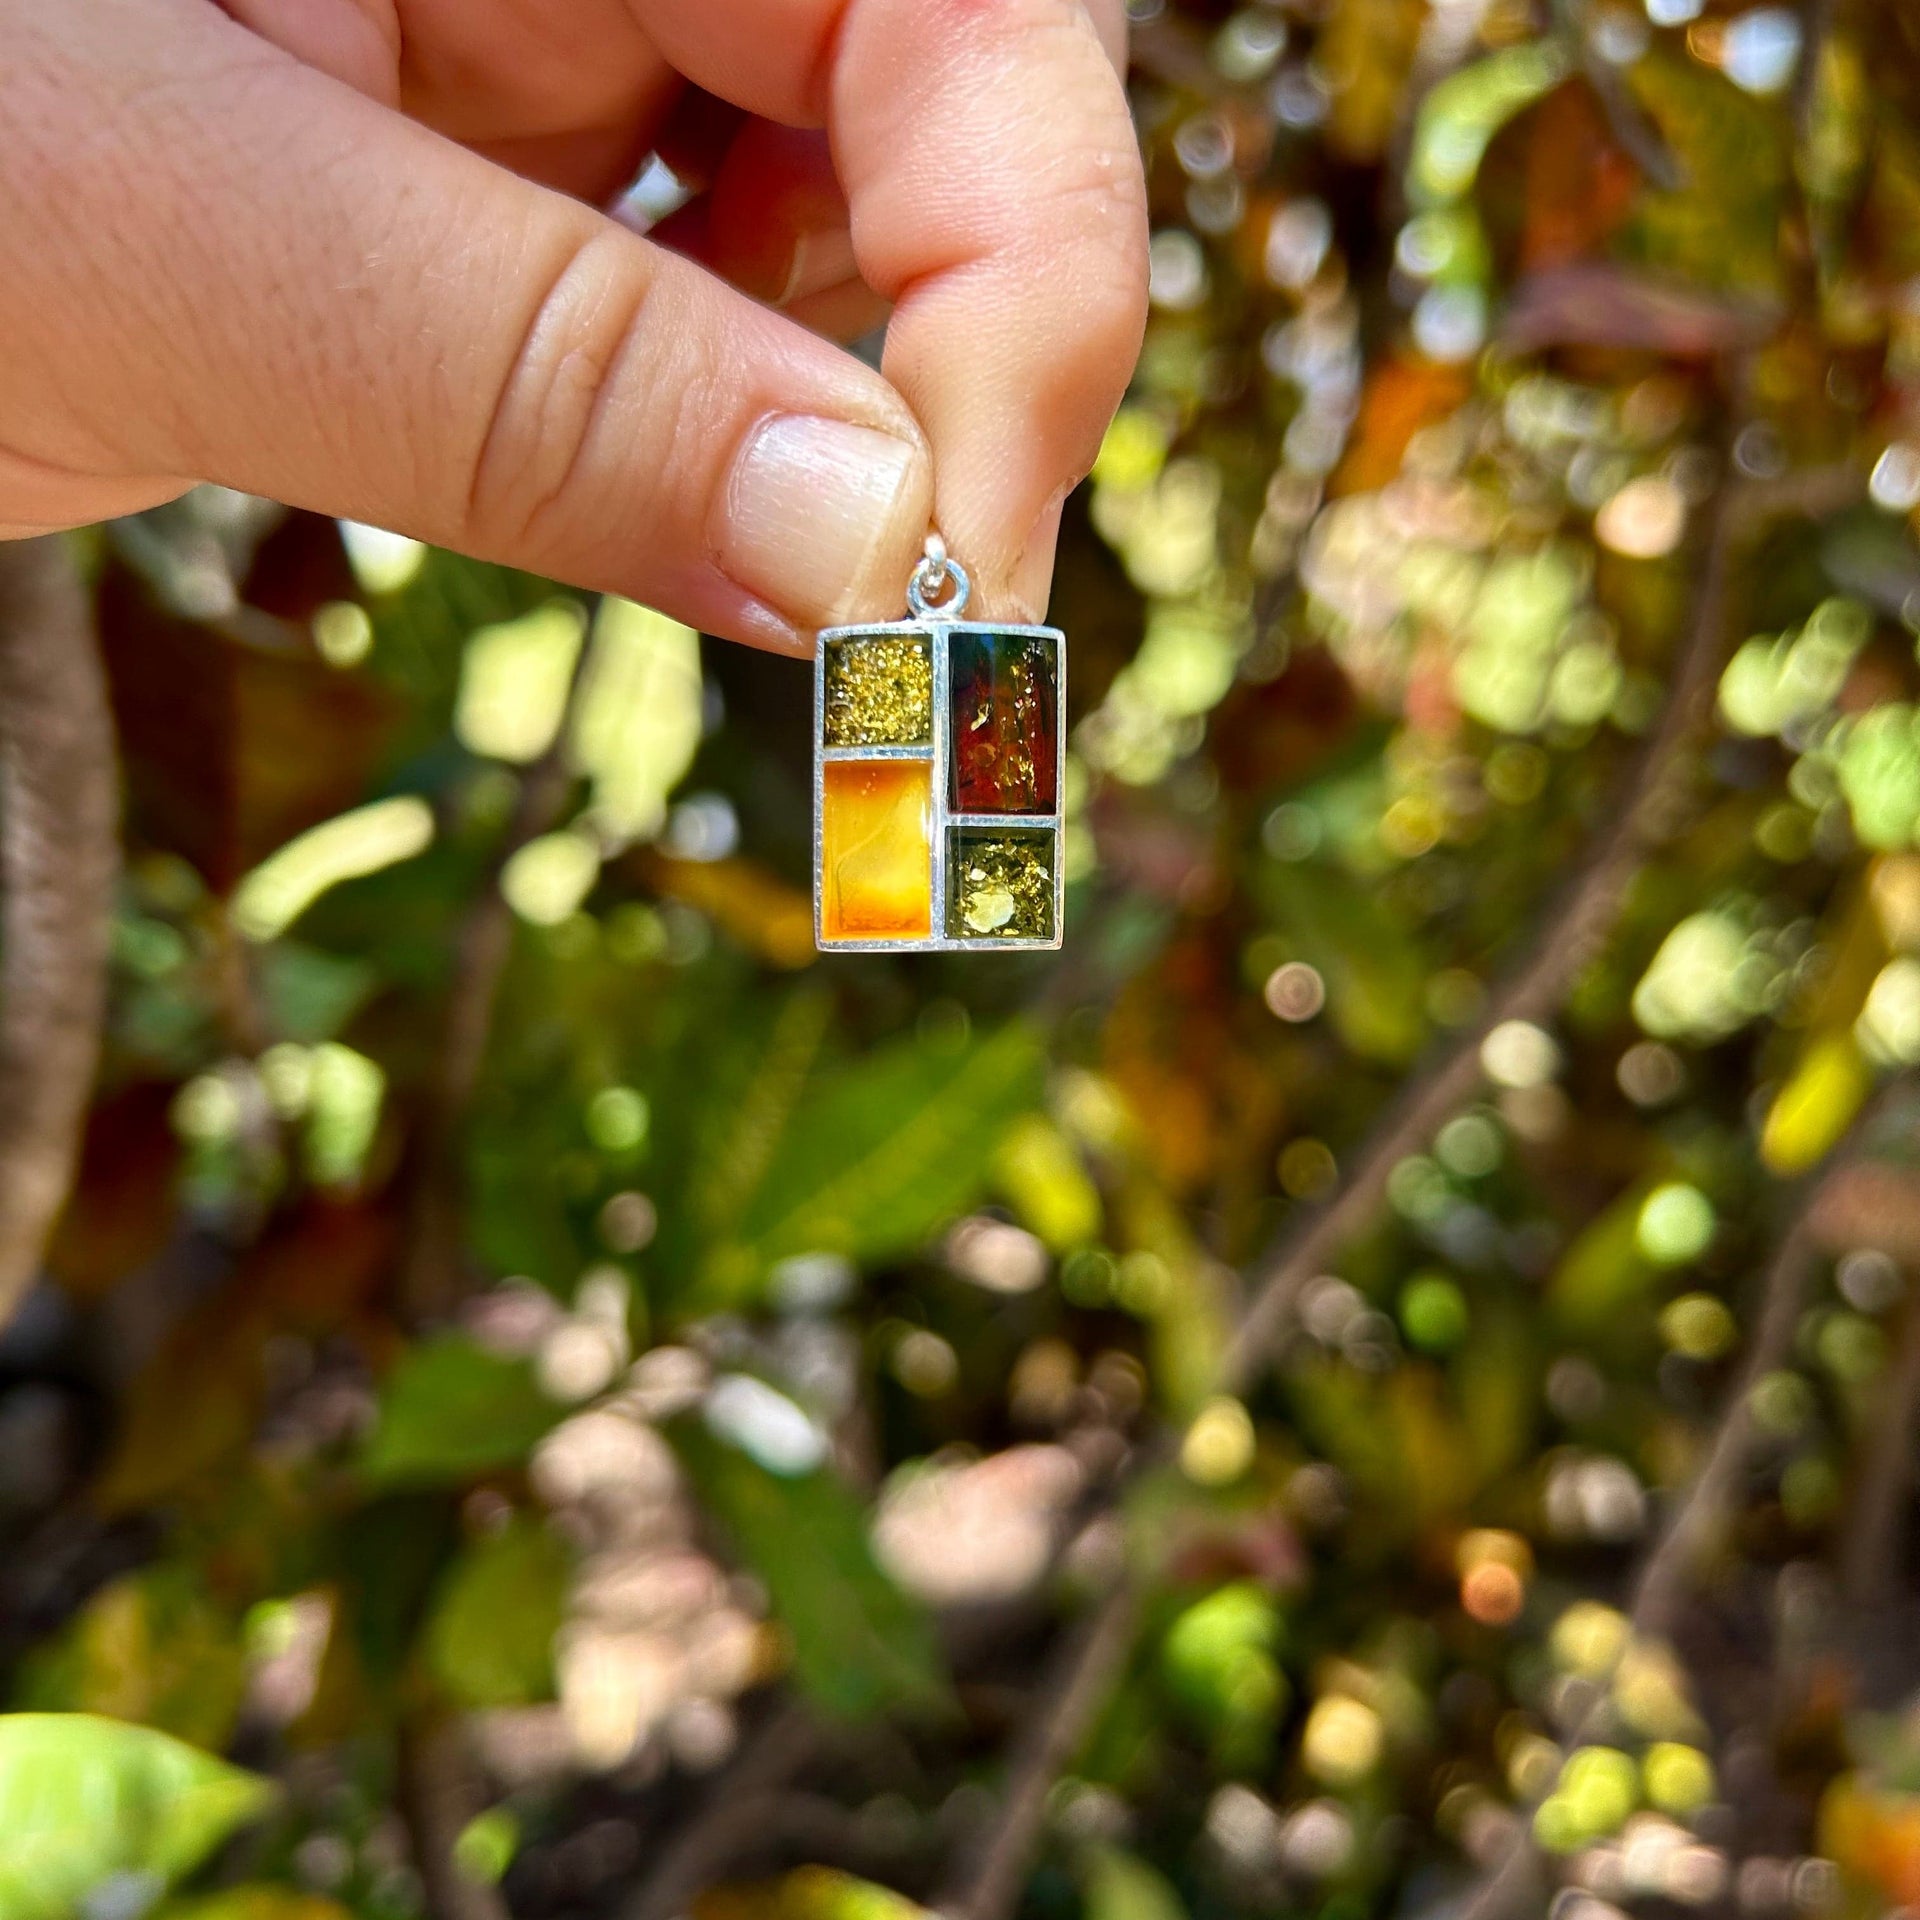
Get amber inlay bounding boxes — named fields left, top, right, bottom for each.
left=950, top=633, right=1058, bottom=814
left=821, top=759, right=932, bottom=941
left=823, top=633, right=932, bottom=747
left=947, top=827, right=1055, bottom=941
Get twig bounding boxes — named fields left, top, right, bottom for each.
left=1551, top=0, right=1683, bottom=193
left=622, top=1699, right=822, bottom=1920
left=936, top=1577, right=1138, bottom=1920
left=395, top=643, right=593, bottom=1909
left=1221, top=416, right=1753, bottom=1394
left=1452, top=1077, right=1909, bottom=1920
left=398, top=1713, right=513, bottom=1920
left=398, top=660, right=589, bottom=1324
left=1840, top=1250, right=1920, bottom=1606
left=940, top=414, right=1864, bottom=1920
left=0, top=535, right=118, bottom=1332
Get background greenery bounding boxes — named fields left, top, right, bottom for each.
left=10, top=1, right=1920, bottom=1917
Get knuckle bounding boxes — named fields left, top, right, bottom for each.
left=464, top=227, right=669, bottom=550
left=1033, top=154, right=1150, bottom=348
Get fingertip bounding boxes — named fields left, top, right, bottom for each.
left=709, top=412, right=933, bottom=631
left=1006, top=486, right=1069, bottom=623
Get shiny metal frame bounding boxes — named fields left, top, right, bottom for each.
left=813, top=615, right=1067, bottom=954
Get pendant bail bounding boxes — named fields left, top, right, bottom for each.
left=906, top=533, right=970, bottom=620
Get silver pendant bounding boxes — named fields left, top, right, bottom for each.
left=813, top=538, right=1065, bottom=953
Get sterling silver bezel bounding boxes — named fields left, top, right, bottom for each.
left=813, top=617, right=1067, bottom=954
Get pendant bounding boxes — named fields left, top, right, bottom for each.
left=814, top=537, right=1065, bottom=953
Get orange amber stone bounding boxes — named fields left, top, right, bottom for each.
left=820, top=759, right=932, bottom=941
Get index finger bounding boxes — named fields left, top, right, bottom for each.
left=628, top=0, right=1148, bottom=619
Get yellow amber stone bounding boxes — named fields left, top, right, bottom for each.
left=821, top=759, right=932, bottom=941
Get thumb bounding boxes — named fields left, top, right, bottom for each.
left=5, top=3, right=931, bottom=651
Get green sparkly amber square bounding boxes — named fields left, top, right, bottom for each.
left=823, top=633, right=932, bottom=747
left=946, top=827, right=1055, bottom=941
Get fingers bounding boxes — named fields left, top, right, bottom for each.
left=652, top=122, right=889, bottom=341
left=628, top=0, right=1148, bottom=618
left=1, top=0, right=932, bottom=651
left=1083, top=0, right=1130, bottom=76
left=224, top=0, right=681, bottom=201
left=657, top=124, right=847, bottom=306
left=847, top=0, right=1146, bottom=617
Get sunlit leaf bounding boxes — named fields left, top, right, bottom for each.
left=1082, top=1849, right=1189, bottom=1920
left=454, top=600, right=586, bottom=764
left=1761, top=1031, right=1874, bottom=1175
left=571, top=596, right=704, bottom=844
left=698, top=1866, right=930, bottom=1920
left=1408, top=41, right=1568, bottom=207
left=0, top=1714, right=274, bottom=1920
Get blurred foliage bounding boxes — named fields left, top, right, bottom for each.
left=21, top=2, right=1920, bottom=1919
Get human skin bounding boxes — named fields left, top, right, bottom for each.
left=0, top=0, right=1147, bottom=652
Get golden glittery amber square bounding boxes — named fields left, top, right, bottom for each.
left=823, top=633, right=933, bottom=747
left=946, top=827, right=1055, bottom=941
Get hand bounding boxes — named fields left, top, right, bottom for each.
left=0, top=0, right=1146, bottom=648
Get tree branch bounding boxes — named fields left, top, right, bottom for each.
left=937, top=418, right=1864, bottom=1920
left=1840, top=1246, right=1920, bottom=1607
left=936, top=1578, right=1139, bottom=1920
left=398, top=1713, right=513, bottom=1920
left=622, top=1698, right=823, bottom=1920
left=1551, top=0, right=1683, bottom=193
left=1451, top=1075, right=1910, bottom=1920
left=0, top=535, right=118, bottom=1331
left=399, top=665, right=588, bottom=1324
left=395, top=643, right=593, bottom=1912
left=1221, top=424, right=1758, bottom=1393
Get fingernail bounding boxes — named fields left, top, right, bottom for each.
left=776, top=229, right=860, bottom=308
left=714, top=415, right=929, bottom=627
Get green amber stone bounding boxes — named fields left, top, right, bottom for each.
left=947, top=826, right=1055, bottom=940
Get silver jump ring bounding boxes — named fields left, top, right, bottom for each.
left=907, top=539, right=969, bottom=620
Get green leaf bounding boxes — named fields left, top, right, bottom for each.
left=1621, top=48, right=1790, bottom=298
left=467, top=1112, right=586, bottom=1290
left=0, top=1713, right=275, bottom=1920
left=1081, top=1848, right=1189, bottom=1920
left=253, top=942, right=376, bottom=1044
left=694, top=1020, right=1047, bottom=1304
left=1257, top=865, right=1427, bottom=1065
left=337, top=1493, right=461, bottom=1685
left=1408, top=41, right=1568, bottom=207
left=424, top=1517, right=571, bottom=1709
left=673, top=1423, right=951, bottom=1721
left=12, top=1565, right=248, bottom=1754
left=1546, top=1186, right=1655, bottom=1334
left=160, top=1892, right=353, bottom=1920
left=701, top=1866, right=929, bottom=1920
left=360, top=1335, right=564, bottom=1488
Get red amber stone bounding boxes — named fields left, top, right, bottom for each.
left=949, top=633, right=1058, bottom=815
left=820, top=759, right=932, bottom=941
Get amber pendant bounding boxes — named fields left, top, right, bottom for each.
left=814, top=540, right=1065, bottom=953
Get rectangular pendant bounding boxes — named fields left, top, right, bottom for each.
left=815, top=613, right=1065, bottom=954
